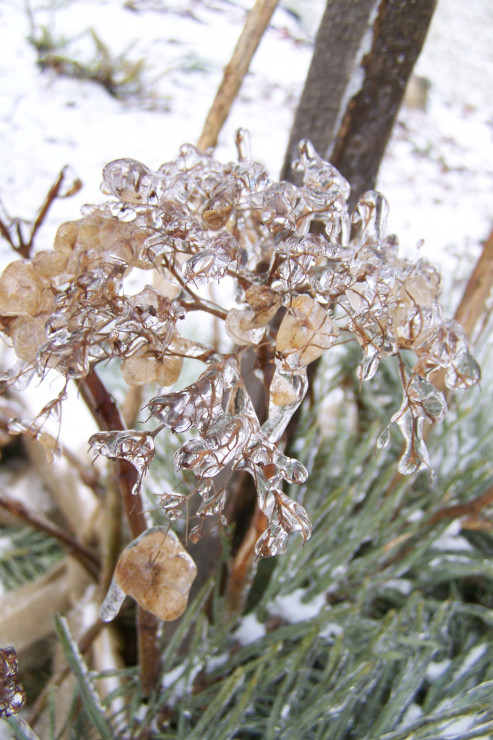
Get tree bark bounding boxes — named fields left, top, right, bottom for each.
left=331, top=0, right=437, bottom=207
left=281, top=0, right=378, bottom=183
left=282, top=0, right=438, bottom=208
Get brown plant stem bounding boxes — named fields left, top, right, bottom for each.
left=0, top=166, right=82, bottom=258
left=77, top=369, right=162, bottom=698
left=381, top=484, right=493, bottom=571
left=197, top=0, right=279, bottom=151
left=164, top=258, right=228, bottom=320
left=427, top=485, right=493, bottom=526
left=225, top=504, right=268, bottom=619
left=453, top=223, right=493, bottom=344
left=100, top=466, right=123, bottom=599
left=27, top=167, right=82, bottom=256
left=0, top=488, right=100, bottom=579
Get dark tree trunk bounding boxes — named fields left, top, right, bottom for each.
left=281, top=0, right=378, bottom=183
left=282, top=0, right=438, bottom=208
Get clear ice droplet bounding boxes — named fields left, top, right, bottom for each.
left=99, top=579, right=127, bottom=622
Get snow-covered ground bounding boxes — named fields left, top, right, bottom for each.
left=1, top=0, right=492, bottom=287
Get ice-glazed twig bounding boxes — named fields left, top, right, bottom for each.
left=76, top=369, right=161, bottom=698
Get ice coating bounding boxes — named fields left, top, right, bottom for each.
left=89, top=430, right=155, bottom=496
left=99, top=579, right=127, bottom=623
left=0, top=134, right=481, bottom=560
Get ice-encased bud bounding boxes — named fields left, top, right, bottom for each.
left=89, top=430, right=155, bottom=495
left=296, top=139, right=350, bottom=200
left=244, top=284, right=281, bottom=326
left=0, top=646, right=26, bottom=718
left=201, top=179, right=241, bottom=229
left=445, top=350, right=481, bottom=390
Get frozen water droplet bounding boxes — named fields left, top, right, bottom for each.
left=102, top=158, right=155, bottom=204
left=235, top=128, right=252, bottom=162
left=99, top=579, right=127, bottom=622
left=352, top=190, right=389, bottom=247
left=377, top=426, right=391, bottom=450
left=356, top=345, right=380, bottom=383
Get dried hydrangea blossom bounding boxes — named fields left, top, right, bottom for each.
left=0, top=132, right=480, bottom=559
left=0, top=646, right=26, bottom=718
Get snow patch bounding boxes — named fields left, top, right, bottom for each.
left=234, top=613, right=265, bottom=646
left=270, top=588, right=326, bottom=623
left=431, top=520, right=473, bottom=553
left=426, top=658, right=452, bottom=681
left=384, top=578, right=413, bottom=596
left=455, top=643, right=488, bottom=679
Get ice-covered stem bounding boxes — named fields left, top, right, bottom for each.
left=76, top=369, right=161, bottom=697
left=76, top=370, right=146, bottom=537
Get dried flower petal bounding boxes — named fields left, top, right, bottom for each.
left=276, top=295, right=339, bottom=370
left=100, top=527, right=197, bottom=622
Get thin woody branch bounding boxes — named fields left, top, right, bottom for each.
left=198, top=0, right=279, bottom=151
left=76, top=369, right=161, bottom=698
left=0, top=489, right=100, bottom=580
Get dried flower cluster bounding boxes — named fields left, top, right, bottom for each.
left=0, top=646, right=25, bottom=718
left=0, top=133, right=480, bottom=559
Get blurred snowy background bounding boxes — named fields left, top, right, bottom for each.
left=0, top=0, right=492, bottom=294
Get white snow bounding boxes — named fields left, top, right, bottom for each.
left=431, top=520, right=474, bottom=553
left=426, top=658, right=452, bottom=681
left=384, top=578, right=413, bottom=596
left=234, top=612, right=265, bottom=645
left=269, top=587, right=326, bottom=623
left=454, top=643, right=488, bottom=680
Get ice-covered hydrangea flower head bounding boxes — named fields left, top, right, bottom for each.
left=0, top=131, right=480, bottom=559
